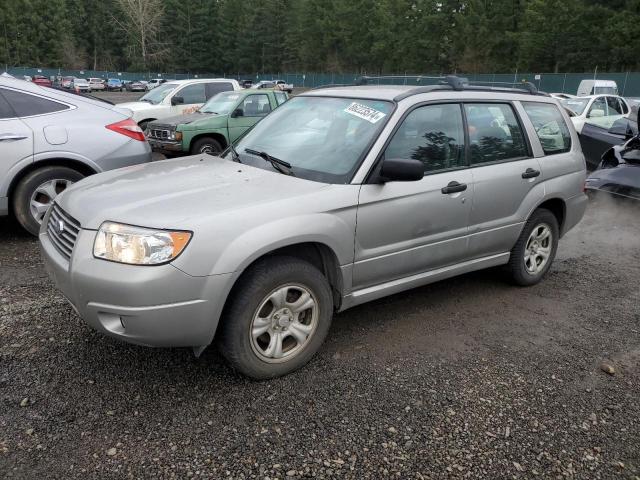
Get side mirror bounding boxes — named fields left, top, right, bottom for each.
left=171, top=96, right=184, bottom=106
left=380, top=158, right=424, bottom=182
left=231, top=108, right=244, bottom=118
left=588, top=108, right=605, bottom=118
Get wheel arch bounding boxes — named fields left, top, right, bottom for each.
left=188, top=132, right=228, bottom=153
left=222, top=241, right=344, bottom=318
left=535, top=197, right=566, bottom=235
left=7, top=157, right=98, bottom=206
left=138, top=118, right=157, bottom=127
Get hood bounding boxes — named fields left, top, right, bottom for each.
left=149, top=112, right=218, bottom=128
left=57, top=156, right=330, bottom=230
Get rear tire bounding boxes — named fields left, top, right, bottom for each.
left=218, top=256, right=333, bottom=379
left=191, top=137, right=223, bottom=156
left=13, top=166, right=84, bottom=236
left=507, top=208, right=559, bottom=286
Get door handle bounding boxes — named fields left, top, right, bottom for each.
left=0, top=133, right=28, bottom=141
left=441, top=181, right=467, bottom=194
left=522, top=168, right=541, bottom=179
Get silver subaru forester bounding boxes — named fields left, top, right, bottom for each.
left=40, top=78, right=588, bottom=379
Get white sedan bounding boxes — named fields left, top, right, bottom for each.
left=561, top=95, right=631, bottom=134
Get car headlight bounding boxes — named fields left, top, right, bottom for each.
left=93, top=222, right=192, bottom=265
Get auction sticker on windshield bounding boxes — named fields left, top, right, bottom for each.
left=344, top=102, right=386, bottom=123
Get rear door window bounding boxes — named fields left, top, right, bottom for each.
left=205, top=82, right=235, bottom=99
left=464, top=103, right=528, bottom=165
left=274, top=91, right=288, bottom=106
left=1, top=88, right=69, bottom=117
left=522, top=102, right=572, bottom=155
left=606, top=96, right=624, bottom=115
left=0, top=89, right=17, bottom=118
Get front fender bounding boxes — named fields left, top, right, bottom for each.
left=173, top=211, right=356, bottom=278
left=215, top=213, right=354, bottom=275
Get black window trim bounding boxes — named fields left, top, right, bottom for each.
left=365, top=99, right=533, bottom=183
left=462, top=100, right=533, bottom=168
left=521, top=100, right=573, bottom=157
left=0, top=86, right=74, bottom=120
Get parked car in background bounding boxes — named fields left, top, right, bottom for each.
left=253, top=80, right=276, bottom=90
left=40, top=79, right=587, bottom=379
left=125, top=80, right=146, bottom=92
left=577, top=79, right=618, bottom=96
left=147, top=89, right=289, bottom=156
left=580, top=105, right=639, bottom=168
left=0, top=76, right=151, bottom=235
left=32, top=75, right=52, bottom=88
left=585, top=130, right=640, bottom=202
left=88, top=78, right=105, bottom=91
left=105, top=78, right=124, bottom=91
left=561, top=95, right=630, bottom=133
left=241, top=79, right=254, bottom=88
left=116, top=78, right=242, bottom=129
left=61, top=76, right=75, bottom=89
left=146, top=78, right=167, bottom=90
left=72, top=78, right=91, bottom=93
left=273, top=79, right=294, bottom=93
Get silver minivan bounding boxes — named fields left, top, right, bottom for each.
left=40, top=77, right=588, bottom=379
left=0, top=77, right=151, bottom=234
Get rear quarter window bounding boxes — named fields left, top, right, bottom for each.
left=522, top=102, right=572, bottom=155
left=1, top=88, right=70, bottom=117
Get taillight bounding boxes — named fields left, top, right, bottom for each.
left=106, top=119, right=146, bottom=141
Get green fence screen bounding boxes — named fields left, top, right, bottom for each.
left=5, top=67, right=640, bottom=97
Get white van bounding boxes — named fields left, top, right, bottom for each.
left=577, top=80, right=618, bottom=96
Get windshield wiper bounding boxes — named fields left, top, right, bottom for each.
left=244, top=148, right=294, bottom=176
left=140, top=98, right=153, bottom=103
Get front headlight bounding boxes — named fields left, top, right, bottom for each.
left=93, top=222, right=192, bottom=265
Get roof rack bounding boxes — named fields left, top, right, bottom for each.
left=312, top=74, right=546, bottom=99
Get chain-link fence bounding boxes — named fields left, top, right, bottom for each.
left=5, top=66, right=640, bottom=97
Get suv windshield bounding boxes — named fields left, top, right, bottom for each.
left=200, top=91, right=243, bottom=114
left=561, top=98, right=589, bottom=115
left=139, top=83, right=177, bottom=104
left=226, top=96, right=393, bottom=183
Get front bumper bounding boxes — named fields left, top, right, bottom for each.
left=39, top=222, right=233, bottom=348
left=147, top=138, right=185, bottom=154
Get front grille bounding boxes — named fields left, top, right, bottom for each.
left=148, top=126, right=172, bottom=140
left=47, top=203, right=81, bottom=260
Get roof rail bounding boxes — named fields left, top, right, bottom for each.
left=310, top=74, right=546, bottom=98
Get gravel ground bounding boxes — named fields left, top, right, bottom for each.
left=1, top=197, right=639, bottom=479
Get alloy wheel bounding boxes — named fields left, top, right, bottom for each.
left=249, top=283, right=319, bottom=363
left=524, top=223, right=552, bottom=275
left=29, top=179, right=74, bottom=224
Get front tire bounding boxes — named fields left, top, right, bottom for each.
left=507, top=208, right=559, bottom=286
left=218, top=256, right=334, bottom=379
left=13, top=166, right=84, bottom=235
left=191, top=137, right=223, bottom=155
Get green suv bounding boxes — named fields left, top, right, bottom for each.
left=146, top=89, right=289, bottom=155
